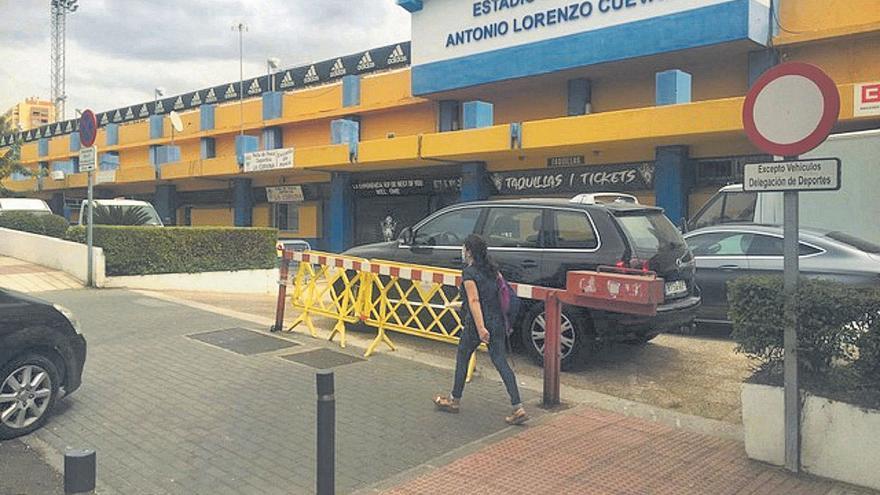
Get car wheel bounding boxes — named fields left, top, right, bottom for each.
left=521, top=305, right=593, bottom=371
left=0, top=354, right=61, bottom=440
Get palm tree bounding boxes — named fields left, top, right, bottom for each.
left=89, top=205, right=153, bottom=226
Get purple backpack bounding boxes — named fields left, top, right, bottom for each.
left=496, top=273, right=521, bottom=336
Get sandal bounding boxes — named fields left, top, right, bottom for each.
left=433, top=395, right=460, bottom=413
left=505, top=407, right=529, bottom=425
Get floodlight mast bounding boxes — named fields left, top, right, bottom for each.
left=50, top=0, right=79, bottom=121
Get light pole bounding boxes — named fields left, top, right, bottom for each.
left=267, top=57, right=281, bottom=92
left=232, top=23, right=248, bottom=135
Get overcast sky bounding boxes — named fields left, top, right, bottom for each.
left=0, top=0, right=411, bottom=120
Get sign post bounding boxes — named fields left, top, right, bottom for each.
left=79, top=110, right=98, bottom=288
left=743, top=62, right=840, bottom=473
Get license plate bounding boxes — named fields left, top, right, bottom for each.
left=665, top=280, right=688, bottom=296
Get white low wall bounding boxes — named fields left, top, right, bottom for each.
left=742, top=383, right=880, bottom=490
left=0, top=227, right=105, bottom=285
left=103, top=269, right=279, bottom=294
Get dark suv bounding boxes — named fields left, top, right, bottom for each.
left=345, top=197, right=700, bottom=369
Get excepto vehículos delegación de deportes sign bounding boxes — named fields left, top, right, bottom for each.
left=408, top=0, right=772, bottom=94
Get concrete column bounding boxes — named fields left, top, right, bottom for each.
left=149, top=115, right=164, bottom=139
left=104, top=124, right=119, bottom=146
left=69, top=132, right=81, bottom=152
left=460, top=162, right=489, bottom=202
left=462, top=101, right=494, bottom=129
left=233, top=178, right=253, bottom=227
left=748, top=49, right=779, bottom=87
left=329, top=172, right=353, bottom=253
left=654, top=146, right=691, bottom=227
left=200, top=104, right=216, bottom=131
left=235, top=135, right=259, bottom=165
left=262, top=91, right=283, bottom=120
left=154, top=184, right=177, bottom=226
left=342, top=76, right=361, bottom=107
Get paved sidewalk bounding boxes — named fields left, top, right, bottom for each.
left=0, top=256, right=81, bottom=292
left=376, top=406, right=876, bottom=495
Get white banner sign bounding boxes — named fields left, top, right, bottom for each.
left=743, top=159, right=841, bottom=192
left=266, top=185, right=304, bottom=203
left=243, top=148, right=294, bottom=173
left=855, top=82, right=880, bottom=117
left=95, top=170, right=117, bottom=184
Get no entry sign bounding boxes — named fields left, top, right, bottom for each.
left=743, top=63, right=840, bottom=157
left=79, top=109, right=98, bottom=148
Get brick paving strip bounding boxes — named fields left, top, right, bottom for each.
left=0, top=255, right=81, bottom=292
left=372, top=406, right=876, bottom=495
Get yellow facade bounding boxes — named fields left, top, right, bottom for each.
left=2, top=0, right=879, bottom=247
left=3, top=98, right=55, bottom=131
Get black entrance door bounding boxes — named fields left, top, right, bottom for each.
left=354, top=196, right=432, bottom=246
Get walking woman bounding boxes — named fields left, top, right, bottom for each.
left=434, top=234, right=529, bottom=425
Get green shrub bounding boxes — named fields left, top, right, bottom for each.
left=729, top=276, right=880, bottom=374
left=0, top=211, right=69, bottom=238
left=65, top=226, right=277, bottom=276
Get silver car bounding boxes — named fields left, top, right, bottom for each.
left=684, top=225, right=880, bottom=324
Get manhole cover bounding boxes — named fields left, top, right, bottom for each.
left=280, top=348, right=365, bottom=369
left=188, top=328, right=299, bottom=355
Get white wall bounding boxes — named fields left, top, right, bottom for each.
left=742, top=383, right=880, bottom=491
left=0, top=227, right=105, bottom=285
left=103, top=269, right=279, bottom=294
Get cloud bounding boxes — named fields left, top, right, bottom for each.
left=0, top=0, right=411, bottom=117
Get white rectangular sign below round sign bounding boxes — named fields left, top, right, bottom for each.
left=266, top=185, right=304, bottom=203
left=78, top=146, right=97, bottom=172
left=743, top=158, right=841, bottom=193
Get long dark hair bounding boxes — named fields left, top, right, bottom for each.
left=464, top=234, right=499, bottom=278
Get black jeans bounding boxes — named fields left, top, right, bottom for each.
left=451, top=323, right=522, bottom=407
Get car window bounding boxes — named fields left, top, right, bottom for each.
left=722, top=192, right=757, bottom=223
left=483, top=208, right=542, bottom=248
left=413, top=208, right=480, bottom=246
left=552, top=211, right=598, bottom=249
left=748, top=234, right=822, bottom=256
left=687, top=232, right=753, bottom=256
left=616, top=212, right=685, bottom=253
left=690, top=193, right=723, bottom=229
left=826, top=231, right=880, bottom=254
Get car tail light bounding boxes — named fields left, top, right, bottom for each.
left=615, top=258, right=651, bottom=273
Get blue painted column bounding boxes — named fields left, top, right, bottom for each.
left=654, top=146, right=691, bottom=227
left=460, top=162, right=489, bottom=202
left=233, top=178, right=253, bottom=227
left=655, top=70, right=692, bottom=106
left=329, top=172, right=353, bottom=253
left=748, top=49, right=779, bottom=87
left=154, top=184, right=177, bottom=226
left=462, top=101, right=494, bottom=129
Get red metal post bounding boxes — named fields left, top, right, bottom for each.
left=543, top=291, right=561, bottom=406
left=271, top=250, right=291, bottom=332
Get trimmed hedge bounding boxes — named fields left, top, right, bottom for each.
left=729, top=276, right=880, bottom=408
left=65, top=226, right=277, bottom=276
left=0, top=211, right=69, bottom=238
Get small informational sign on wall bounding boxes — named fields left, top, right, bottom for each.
left=490, top=161, right=654, bottom=196
left=547, top=155, right=585, bottom=167
left=243, top=148, right=294, bottom=173
left=743, top=158, right=841, bottom=192
left=855, top=82, right=880, bottom=117
left=266, top=185, right=304, bottom=203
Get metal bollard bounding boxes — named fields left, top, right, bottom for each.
left=316, top=371, right=335, bottom=495
left=64, top=448, right=96, bottom=494
left=271, top=249, right=292, bottom=332
left=543, top=292, right=561, bottom=406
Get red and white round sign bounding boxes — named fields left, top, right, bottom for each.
left=743, top=62, right=840, bottom=157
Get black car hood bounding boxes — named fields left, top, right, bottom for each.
left=0, top=288, right=53, bottom=308
left=344, top=241, right=399, bottom=259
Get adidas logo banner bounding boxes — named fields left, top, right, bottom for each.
left=65, top=121, right=74, bottom=132
left=386, top=44, right=408, bottom=65
left=224, top=84, right=238, bottom=99
left=247, top=78, right=262, bottom=95
left=330, top=58, right=347, bottom=78
left=357, top=51, right=375, bottom=71
left=34, top=128, right=42, bottom=138
left=190, top=91, right=202, bottom=106
left=139, top=104, right=149, bottom=117
left=112, top=110, right=122, bottom=122
left=303, top=65, right=319, bottom=84
left=99, top=114, right=109, bottom=125
left=124, top=107, right=134, bottom=120
left=174, top=96, right=185, bottom=110
left=205, top=88, right=217, bottom=104
left=280, top=71, right=294, bottom=89
left=155, top=100, right=165, bottom=114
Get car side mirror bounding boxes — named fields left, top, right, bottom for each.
left=399, top=227, right=414, bottom=245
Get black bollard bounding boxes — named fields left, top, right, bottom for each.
left=316, top=371, right=335, bottom=495
left=64, top=448, right=96, bottom=494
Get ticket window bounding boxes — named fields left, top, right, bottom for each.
left=273, top=203, right=300, bottom=232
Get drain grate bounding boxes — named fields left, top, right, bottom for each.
left=188, top=328, right=299, bottom=355
left=280, top=348, right=365, bottom=369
